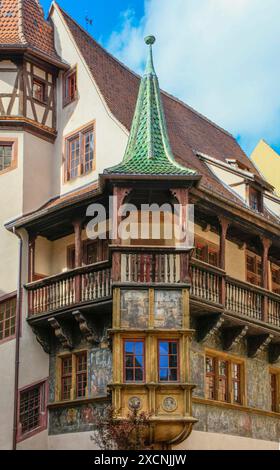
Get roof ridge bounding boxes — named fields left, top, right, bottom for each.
left=54, top=2, right=237, bottom=143
left=18, top=0, right=27, bottom=44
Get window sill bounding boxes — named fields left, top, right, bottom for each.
left=48, top=395, right=108, bottom=409
left=16, top=420, right=47, bottom=443
left=0, top=334, right=16, bottom=346
left=193, top=397, right=280, bottom=418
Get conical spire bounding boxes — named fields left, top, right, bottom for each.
left=104, top=36, right=197, bottom=177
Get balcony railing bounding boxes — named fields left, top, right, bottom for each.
left=121, top=248, right=181, bottom=284
left=190, top=260, right=280, bottom=328
left=26, top=261, right=112, bottom=317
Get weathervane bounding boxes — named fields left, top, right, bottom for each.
left=85, top=13, right=93, bottom=31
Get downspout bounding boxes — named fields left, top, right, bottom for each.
left=12, top=228, right=23, bottom=451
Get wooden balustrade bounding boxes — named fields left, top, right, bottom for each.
left=226, top=278, right=263, bottom=321
left=26, top=249, right=280, bottom=329
left=190, top=260, right=280, bottom=328
left=120, top=251, right=181, bottom=283
left=190, top=260, right=223, bottom=304
left=26, top=261, right=112, bottom=316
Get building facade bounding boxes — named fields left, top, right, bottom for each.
left=251, top=139, right=280, bottom=197
left=0, top=0, right=280, bottom=450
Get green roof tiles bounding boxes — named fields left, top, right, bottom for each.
left=104, top=36, right=197, bottom=177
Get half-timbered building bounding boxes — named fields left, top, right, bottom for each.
left=0, top=0, right=280, bottom=450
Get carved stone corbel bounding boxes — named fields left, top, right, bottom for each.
left=31, top=326, right=51, bottom=354
left=48, top=317, right=73, bottom=350
left=197, top=314, right=224, bottom=343
left=268, top=343, right=280, bottom=364
left=72, top=310, right=99, bottom=344
left=247, top=334, right=273, bottom=358
left=222, top=326, right=248, bottom=351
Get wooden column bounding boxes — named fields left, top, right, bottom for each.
left=261, top=237, right=272, bottom=323
left=218, top=218, right=229, bottom=306
left=111, top=187, right=131, bottom=282
left=171, top=189, right=190, bottom=283
left=28, top=233, right=37, bottom=283
left=261, top=237, right=271, bottom=290
left=73, top=219, right=82, bottom=302
left=219, top=217, right=229, bottom=270
left=73, top=219, right=82, bottom=268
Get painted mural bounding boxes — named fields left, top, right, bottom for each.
left=89, top=347, right=112, bottom=396
left=154, top=290, right=182, bottom=329
left=49, top=402, right=106, bottom=435
left=120, top=289, right=149, bottom=328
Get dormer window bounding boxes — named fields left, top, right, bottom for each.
left=63, top=67, right=77, bottom=106
left=248, top=186, right=262, bottom=212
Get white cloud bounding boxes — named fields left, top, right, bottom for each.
left=106, top=0, right=280, bottom=154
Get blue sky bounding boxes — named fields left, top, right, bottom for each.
left=42, top=1, right=280, bottom=157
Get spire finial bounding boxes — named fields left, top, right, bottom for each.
left=144, top=35, right=156, bottom=75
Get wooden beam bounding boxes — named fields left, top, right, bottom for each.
left=196, top=314, right=224, bottom=343
left=247, top=334, right=273, bottom=358
left=222, top=325, right=248, bottom=351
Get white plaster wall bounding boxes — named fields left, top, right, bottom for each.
left=17, top=429, right=48, bottom=450
left=35, top=236, right=52, bottom=277
left=50, top=5, right=128, bottom=198
left=48, top=431, right=98, bottom=450
left=0, top=60, right=19, bottom=115
left=22, top=132, right=53, bottom=214
left=0, top=339, right=16, bottom=450
left=225, top=239, right=246, bottom=281
left=0, top=130, right=23, bottom=449
left=176, top=430, right=279, bottom=450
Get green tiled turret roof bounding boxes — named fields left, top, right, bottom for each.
left=104, top=36, right=198, bottom=177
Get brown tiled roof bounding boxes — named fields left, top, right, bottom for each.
left=57, top=5, right=267, bottom=207
left=0, top=0, right=64, bottom=66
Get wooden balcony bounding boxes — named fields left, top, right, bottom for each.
left=26, top=261, right=112, bottom=317
left=112, top=245, right=191, bottom=285
left=190, top=259, right=280, bottom=329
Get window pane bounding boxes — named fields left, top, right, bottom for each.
left=158, top=340, right=178, bottom=382
left=0, top=145, right=12, bottom=171
left=84, top=130, right=94, bottom=173
left=125, top=342, right=134, bottom=353
left=124, top=340, right=144, bottom=383
left=159, top=368, right=169, bottom=381
left=125, top=368, right=133, bottom=381
left=19, top=385, right=41, bottom=435
left=135, top=369, right=143, bottom=381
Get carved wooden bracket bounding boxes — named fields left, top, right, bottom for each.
left=247, top=334, right=274, bottom=358
left=268, top=343, right=280, bottom=364
left=31, top=326, right=51, bottom=354
left=197, top=314, right=224, bottom=343
left=222, top=325, right=248, bottom=351
left=72, top=310, right=99, bottom=344
left=48, top=317, right=73, bottom=350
